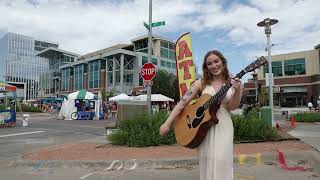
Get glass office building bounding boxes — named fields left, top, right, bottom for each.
left=0, top=32, right=57, bottom=100
left=58, top=35, right=178, bottom=96
left=37, top=47, right=79, bottom=98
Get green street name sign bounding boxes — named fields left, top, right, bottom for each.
left=152, top=21, right=165, bottom=27
left=143, top=22, right=150, bottom=30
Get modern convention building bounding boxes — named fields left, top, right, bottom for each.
left=56, top=35, right=177, bottom=96
left=37, top=47, right=80, bottom=98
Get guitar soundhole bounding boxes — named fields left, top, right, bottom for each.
left=191, top=106, right=205, bottom=128
left=196, top=106, right=205, bottom=117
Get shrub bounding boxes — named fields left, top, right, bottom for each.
left=0, top=104, right=42, bottom=112
left=108, top=110, right=175, bottom=147
left=232, top=109, right=278, bottom=142
left=19, top=105, right=41, bottom=112
left=293, top=112, right=320, bottom=122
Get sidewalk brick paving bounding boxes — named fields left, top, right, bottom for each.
left=22, top=140, right=312, bottom=161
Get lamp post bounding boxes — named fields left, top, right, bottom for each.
left=5, top=58, right=8, bottom=109
left=257, top=18, right=278, bottom=127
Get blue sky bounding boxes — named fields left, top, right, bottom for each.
left=0, top=0, right=319, bottom=82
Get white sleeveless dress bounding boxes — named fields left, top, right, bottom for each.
left=197, top=85, right=234, bottom=180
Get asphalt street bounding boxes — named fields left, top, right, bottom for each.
left=0, top=164, right=319, bottom=180
left=0, top=113, right=109, bottom=162
left=288, top=122, right=320, bottom=151
left=0, top=112, right=320, bottom=180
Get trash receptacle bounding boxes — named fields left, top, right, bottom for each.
left=22, top=114, right=30, bottom=127
left=260, top=106, right=272, bottom=126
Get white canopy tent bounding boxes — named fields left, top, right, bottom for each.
left=109, top=93, right=131, bottom=101
left=131, top=94, right=174, bottom=102
left=59, top=90, right=101, bottom=120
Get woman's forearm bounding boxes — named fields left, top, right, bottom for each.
left=165, top=101, right=185, bottom=126
left=228, top=88, right=243, bottom=111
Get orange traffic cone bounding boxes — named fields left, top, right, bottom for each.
left=290, top=116, right=296, bottom=128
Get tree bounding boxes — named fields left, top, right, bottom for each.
left=106, top=89, right=115, bottom=100
left=101, top=88, right=107, bottom=102
left=258, top=87, right=268, bottom=106
left=151, top=69, right=179, bottom=101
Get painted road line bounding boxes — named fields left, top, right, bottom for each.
left=238, top=153, right=263, bottom=166
left=80, top=172, right=95, bottom=180
left=0, top=131, right=45, bottom=138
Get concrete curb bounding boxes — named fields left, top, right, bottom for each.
left=11, top=150, right=320, bottom=170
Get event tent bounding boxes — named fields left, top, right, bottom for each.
left=131, top=94, right=174, bottom=102
left=109, top=93, right=131, bottom=101
left=68, top=89, right=98, bottom=100
left=59, top=90, right=101, bottom=120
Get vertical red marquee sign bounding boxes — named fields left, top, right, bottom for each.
left=175, top=33, right=197, bottom=100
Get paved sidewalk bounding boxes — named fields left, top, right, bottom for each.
left=15, top=140, right=320, bottom=171
left=22, top=140, right=312, bottom=161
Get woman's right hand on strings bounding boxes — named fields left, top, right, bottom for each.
left=159, top=122, right=171, bottom=137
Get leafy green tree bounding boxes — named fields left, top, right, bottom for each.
left=106, top=89, right=115, bottom=100
left=171, top=77, right=179, bottom=101
left=152, top=69, right=179, bottom=101
left=258, top=87, right=268, bottom=106
left=101, top=88, right=107, bottom=102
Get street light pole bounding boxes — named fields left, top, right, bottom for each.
left=5, top=58, right=8, bottom=109
left=147, top=0, right=153, bottom=115
left=257, top=18, right=278, bottom=127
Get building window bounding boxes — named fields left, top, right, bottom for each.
left=142, top=56, right=148, bottom=65
left=152, top=58, right=157, bottom=65
left=160, top=40, right=175, bottom=60
left=172, top=63, right=176, bottom=69
left=124, top=74, right=133, bottom=86
left=134, top=39, right=148, bottom=51
left=166, top=62, right=171, bottom=68
left=74, top=64, right=83, bottom=90
left=284, top=58, right=305, bottom=76
left=61, top=68, right=70, bottom=91
left=264, top=61, right=283, bottom=77
left=88, top=60, right=100, bottom=88
left=161, top=60, right=166, bottom=67
left=142, top=56, right=158, bottom=65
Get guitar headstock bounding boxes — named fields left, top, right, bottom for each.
left=235, top=56, right=268, bottom=79
left=244, top=56, right=267, bottom=73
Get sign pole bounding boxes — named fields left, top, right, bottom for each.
left=147, top=0, right=152, bottom=115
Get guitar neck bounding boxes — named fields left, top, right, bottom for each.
left=203, top=83, right=232, bottom=110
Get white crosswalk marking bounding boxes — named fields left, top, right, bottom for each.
left=0, top=131, right=45, bottom=138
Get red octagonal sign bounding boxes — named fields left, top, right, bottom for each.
left=141, top=62, right=156, bottom=81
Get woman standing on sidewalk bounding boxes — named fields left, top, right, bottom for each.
left=159, top=50, right=242, bottom=180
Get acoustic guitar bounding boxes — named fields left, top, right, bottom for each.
left=174, top=56, right=267, bottom=149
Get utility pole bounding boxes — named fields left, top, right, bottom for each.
left=143, top=0, right=165, bottom=115
left=146, top=0, right=152, bottom=115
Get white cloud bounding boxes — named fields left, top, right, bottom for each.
left=0, top=0, right=318, bottom=59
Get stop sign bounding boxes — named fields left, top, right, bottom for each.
left=141, top=62, right=156, bottom=81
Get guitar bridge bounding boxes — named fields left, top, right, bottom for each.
left=186, top=115, right=191, bottom=129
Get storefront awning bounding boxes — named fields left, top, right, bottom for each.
left=0, top=81, right=17, bottom=92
